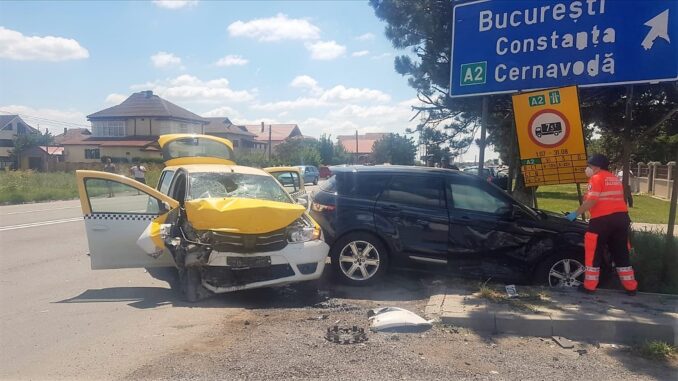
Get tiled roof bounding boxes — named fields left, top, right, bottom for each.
left=53, top=128, right=91, bottom=144
left=204, top=117, right=256, bottom=137
left=38, top=146, right=64, bottom=155
left=243, top=124, right=301, bottom=142
left=87, top=91, right=208, bottom=124
left=0, top=115, right=17, bottom=129
left=337, top=133, right=389, bottom=154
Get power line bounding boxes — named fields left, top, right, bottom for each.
left=0, top=109, right=91, bottom=129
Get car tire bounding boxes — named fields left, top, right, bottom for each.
left=181, top=267, right=211, bottom=302
left=534, top=253, right=585, bottom=289
left=330, top=232, right=388, bottom=286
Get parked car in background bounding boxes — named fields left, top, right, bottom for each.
left=76, top=134, right=328, bottom=302
left=462, top=166, right=496, bottom=181
left=265, top=166, right=309, bottom=208
left=319, top=165, right=332, bottom=179
left=310, top=165, right=587, bottom=289
left=297, top=165, right=320, bottom=185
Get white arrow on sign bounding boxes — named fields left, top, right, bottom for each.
left=642, top=9, right=670, bottom=50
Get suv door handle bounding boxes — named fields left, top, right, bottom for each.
left=383, top=204, right=400, bottom=212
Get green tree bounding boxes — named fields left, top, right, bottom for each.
left=319, top=134, right=335, bottom=164
left=372, top=133, right=416, bottom=165
left=10, top=131, right=53, bottom=169
left=333, top=142, right=350, bottom=165
left=273, top=138, right=322, bottom=167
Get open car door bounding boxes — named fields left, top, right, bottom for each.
left=76, top=170, right=180, bottom=269
left=264, top=167, right=308, bottom=207
left=158, top=134, right=235, bottom=166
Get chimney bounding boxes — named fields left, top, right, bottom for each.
left=64, top=128, right=67, bottom=135
left=261, top=121, right=265, bottom=133
left=144, top=90, right=153, bottom=98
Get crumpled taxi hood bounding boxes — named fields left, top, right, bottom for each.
left=184, top=198, right=306, bottom=234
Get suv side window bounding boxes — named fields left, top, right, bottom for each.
left=448, top=177, right=509, bottom=214
left=340, top=173, right=390, bottom=199
left=379, top=175, right=444, bottom=208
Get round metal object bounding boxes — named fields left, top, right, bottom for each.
left=338, top=240, right=380, bottom=281
left=325, top=325, right=368, bottom=344
left=548, top=258, right=585, bottom=288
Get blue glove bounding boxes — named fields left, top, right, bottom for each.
left=565, top=212, right=578, bottom=222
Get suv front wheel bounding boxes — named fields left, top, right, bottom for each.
left=331, top=232, right=388, bottom=286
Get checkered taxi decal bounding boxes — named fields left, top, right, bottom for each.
left=84, top=214, right=156, bottom=221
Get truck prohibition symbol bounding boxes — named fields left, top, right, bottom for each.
left=536, top=122, right=562, bottom=138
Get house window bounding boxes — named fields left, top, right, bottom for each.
left=85, top=148, right=100, bottom=159
left=92, top=120, right=126, bottom=137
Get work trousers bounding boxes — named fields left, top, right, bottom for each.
left=583, top=212, right=638, bottom=292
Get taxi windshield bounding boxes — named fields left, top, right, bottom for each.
left=188, top=172, right=293, bottom=204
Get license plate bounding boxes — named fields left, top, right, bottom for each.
left=227, top=256, right=271, bottom=269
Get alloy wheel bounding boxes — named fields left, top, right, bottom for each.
left=548, top=258, right=585, bottom=288
left=338, top=240, right=380, bottom=281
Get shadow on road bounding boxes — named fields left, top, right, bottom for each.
left=55, top=268, right=468, bottom=310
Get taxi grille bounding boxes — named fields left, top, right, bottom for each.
left=209, top=228, right=287, bottom=253
left=202, top=264, right=295, bottom=288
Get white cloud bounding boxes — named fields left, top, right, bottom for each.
left=371, top=52, right=392, bottom=60
left=355, top=33, right=375, bottom=41
left=305, top=40, right=346, bottom=60
left=150, top=51, right=182, bottom=68
left=320, top=85, right=390, bottom=103
left=202, top=106, right=242, bottom=118
left=228, top=13, right=320, bottom=42
left=251, top=97, right=329, bottom=112
left=0, top=105, right=88, bottom=132
left=215, top=54, right=248, bottom=67
left=131, top=74, right=255, bottom=103
left=290, top=75, right=322, bottom=95
left=105, top=93, right=127, bottom=105
left=351, top=50, right=369, bottom=57
left=0, top=27, right=89, bottom=62
left=153, top=0, right=198, bottom=9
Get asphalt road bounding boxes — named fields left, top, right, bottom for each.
left=0, top=199, right=244, bottom=380
left=0, top=183, right=323, bottom=380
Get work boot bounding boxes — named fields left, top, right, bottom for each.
left=578, top=285, right=595, bottom=295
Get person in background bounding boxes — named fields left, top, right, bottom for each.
left=129, top=160, right=147, bottom=185
left=566, top=154, right=637, bottom=296
left=103, top=157, right=116, bottom=198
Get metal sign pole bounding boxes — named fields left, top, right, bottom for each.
left=478, top=96, right=488, bottom=172
left=667, top=149, right=678, bottom=239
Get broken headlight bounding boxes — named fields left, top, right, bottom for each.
left=287, top=217, right=321, bottom=243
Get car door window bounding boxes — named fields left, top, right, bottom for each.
left=379, top=176, right=444, bottom=208
left=448, top=178, right=509, bottom=214
left=273, top=171, right=300, bottom=193
left=85, top=179, right=163, bottom=214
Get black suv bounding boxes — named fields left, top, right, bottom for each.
left=310, top=166, right=587, bottom=288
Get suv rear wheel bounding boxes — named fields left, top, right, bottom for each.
left=331, top=232, right=388, bottom=286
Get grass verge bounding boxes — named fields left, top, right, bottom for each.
left=478, top=281, right=552, bottom=313
left=633, top=340, right=677, bottom=361
left=536, top=184, right=671, bottom=224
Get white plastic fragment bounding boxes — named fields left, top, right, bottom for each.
left=368, top=307, right=433, bottom=333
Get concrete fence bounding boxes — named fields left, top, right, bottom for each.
left=636, top=161, right=675, bottom=200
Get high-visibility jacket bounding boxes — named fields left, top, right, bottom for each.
left=585, top=170, right=628, bottom=219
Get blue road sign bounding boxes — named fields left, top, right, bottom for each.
left=450, top=0, right=678, bottom=97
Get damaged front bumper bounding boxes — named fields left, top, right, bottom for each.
left=201, top=239, right=329, bottom=293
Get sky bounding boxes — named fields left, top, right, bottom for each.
left=0, top=0, right=497, bottom=162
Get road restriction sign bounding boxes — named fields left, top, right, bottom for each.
left=512, top=86, right=587, bottom=187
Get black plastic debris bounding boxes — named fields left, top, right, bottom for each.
left=325, top=325, right=368, bottom=344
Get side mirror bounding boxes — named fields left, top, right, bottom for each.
left=297, top=195, right=309, bottom=208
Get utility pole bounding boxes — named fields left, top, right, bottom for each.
left=268, top=124, right=272, bottom=160
left=478, top=96, right=489, bottom=172
left=622, top=85, right=634, bottom=206
left=668, top=149, right=677, bottom=238
left=355, top=130, right=358, bottom=164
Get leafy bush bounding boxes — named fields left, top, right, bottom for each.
left=630, top=230, right=678, bottom=294
left=0, top=171, right=79, bottom=204
left=634, top=340, right=677, bottom=361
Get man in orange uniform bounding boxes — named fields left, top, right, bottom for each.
left=566, top=154, right=638, bottom=295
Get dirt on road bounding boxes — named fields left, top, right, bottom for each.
left=127, top=272, right=677, bottom=381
